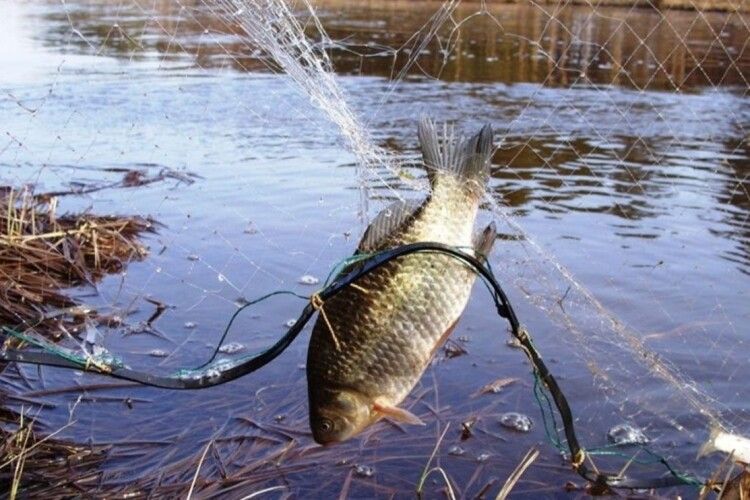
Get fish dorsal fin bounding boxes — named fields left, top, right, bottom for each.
left=418, top=117, right=494, bottom=190
left=373, top=401, right=425, bottom=426
left=358, top=200, right=421, bottom=252
left=473, top=222, right=497, bottom=261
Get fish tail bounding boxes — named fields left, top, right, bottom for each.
left=418, top=117, right=494, bottom=194
left=697, top=423, right=723, bottom=459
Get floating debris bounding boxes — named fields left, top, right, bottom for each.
left=122, top=321, right=149, bottom=335
left=353, top=464, right=375, bottom=477
left=475, top=377, right=518, bottom=396
left=699, top=425, right=750, bottom=464
left=476, top=453, right=491, bottom=463
left=499, top=412, right=533, bottom=433
left=448, top=445, right=465, bottom=456
left=607, top=423, right=649, bottom=446
left=184, top=321, right=197, bottom=329
left=148, top=349, right=169, bottom=357
left=187, top=254, right=199, bottom=261
left=461, top=418, right=477, bottom=441
left=285, top=318, right=297, bottom=328
left=218, top=342, right=245, bottom=354
left=298, top=274, right=320, bottom=285
left=443, top=340, right=467, bottom=358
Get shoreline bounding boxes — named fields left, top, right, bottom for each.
left=333, top=0, right=750, bottom=13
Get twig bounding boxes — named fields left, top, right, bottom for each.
left=496, top=447, right=539, bottom=500
left=186, top=440, right=213, bottom=500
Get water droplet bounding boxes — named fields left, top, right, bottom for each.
left=298, top=274, right=320, bottom=285
left=218, top=342, right=245, bottom=354
left=149, top=349, right=168, bottom=357
left=353, top=464, right=375, bottom=477
left=184, top=321, right=196, bottom=329
left=607, top=423, right=649, bottom=446
left=448, top=445, right=465, bottom=456
left=499, top=412, right=533, bottom=433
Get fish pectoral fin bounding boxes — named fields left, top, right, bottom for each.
left=373, top=402, right=425, bottom=426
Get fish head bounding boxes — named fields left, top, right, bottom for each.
left=309, top=387, right=376, bottom=444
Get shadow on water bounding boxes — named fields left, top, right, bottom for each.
left=0, top=0, right=749, bottom=497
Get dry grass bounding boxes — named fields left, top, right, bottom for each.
left=0, top=186, right=153, bottom=497
left=0, top=186, right=153, bottom=341
left=0, top=409, right=108, bottom=498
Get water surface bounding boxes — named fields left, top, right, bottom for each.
left=1, top=0, right=749, bottom=497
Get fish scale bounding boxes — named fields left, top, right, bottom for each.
left=306, top=118, right=496, bottom=444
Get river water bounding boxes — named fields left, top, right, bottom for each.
left=1, top=0, right=749, bottom=497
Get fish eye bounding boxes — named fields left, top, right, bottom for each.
left=318, top=418, right=334, bottom=434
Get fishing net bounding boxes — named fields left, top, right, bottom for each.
left=1, top=0, right=748, bottom=496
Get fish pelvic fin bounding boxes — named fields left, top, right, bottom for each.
left=418, top=117, right=494, bottom=195
left=697, top=423, right=724, bottom=459
left=473, top=222, right=497, bottom=261
left=373, top=400, right=425, bottom=426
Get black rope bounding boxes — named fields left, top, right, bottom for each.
left=0, top=242, right=702, bottom=491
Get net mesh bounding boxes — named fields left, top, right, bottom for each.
left=1, top=0, right=748, bottom=496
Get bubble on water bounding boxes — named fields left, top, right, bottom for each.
left=298, top=274, right=320, bottom=285
left=499, top=412, right=533, bottom=433
left=285, top=318, right=297, bottom=328
left=607, top=423, right=649, bottom=446
left=148, top=349, right=168, bottom=357
left=353, top=464, right=374, bottom=477
left=448, top=445, right=465, bottom=456
left=218, top=342, right=245, bottom=354
left=184, top=321, right=196, bottom=329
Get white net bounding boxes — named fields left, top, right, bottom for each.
left=1, top=0, right=749, bottom=496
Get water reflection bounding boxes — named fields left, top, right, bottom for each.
left=29, top=0, right=750, bottom=89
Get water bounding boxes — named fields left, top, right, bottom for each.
left=1, top=0, right=749, bottom=497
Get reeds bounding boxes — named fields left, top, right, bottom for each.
left=0, top=186, right=153, bottom=339
left=0, top=410, right=108, bottom=498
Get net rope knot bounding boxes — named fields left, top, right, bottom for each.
left=310, top=292, right=342, bottom=351
left=572, top=449, right=586, bottom=469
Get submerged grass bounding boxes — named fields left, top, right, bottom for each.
left=0, top=409, right=108, bottom=498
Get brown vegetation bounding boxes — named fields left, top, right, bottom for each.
left=0, top=187, right=153, bottom=341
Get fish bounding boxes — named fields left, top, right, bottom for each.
left=698, top=425, right=750, bottom=465
left=306, top=118, right=496, bottom=444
